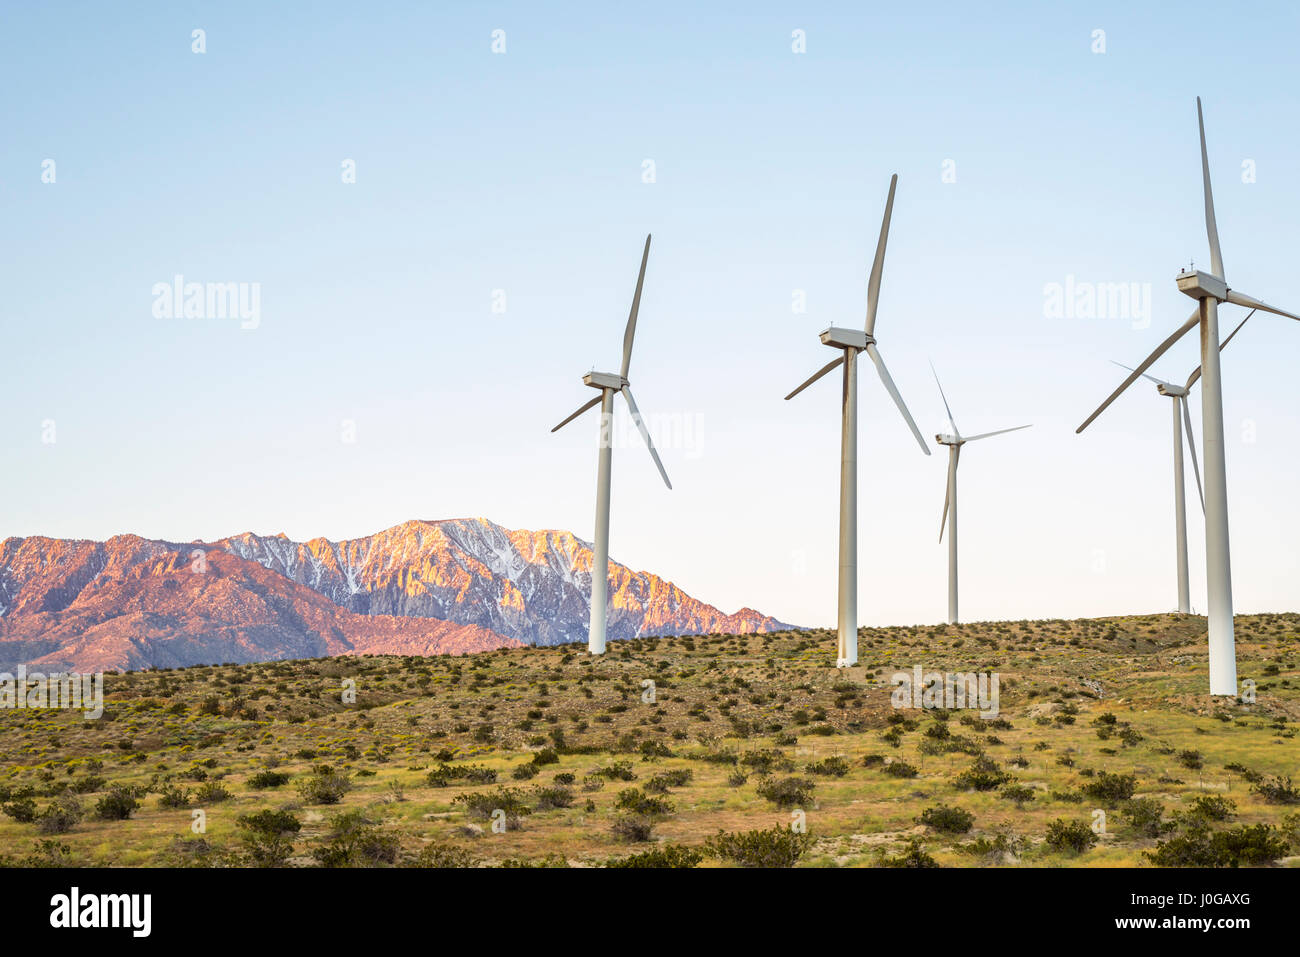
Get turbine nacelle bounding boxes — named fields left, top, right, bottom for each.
left=934, top=433, right=961, bottom=446
left=1156, top=382, right=1189, bottom=398
left=819, top=327, right=872, bottom=351
left=583, top=371, right=627, bottom=391
left=1176, top=269, right=1227, bottom=302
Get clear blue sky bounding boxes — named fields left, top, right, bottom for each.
left=3, top=1, right=1298, bottom=627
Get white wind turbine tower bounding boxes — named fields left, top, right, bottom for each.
left=785, top=174, right=931, bottom=667
left=1102, top=310, right=1251, bottom=615
left=930, top=366, right=1031, bottom=625
left=551, top=234, right=672, bottom=655
left=1077, top=97, right=1300, bottom=696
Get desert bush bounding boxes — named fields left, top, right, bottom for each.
left=917, top=804, right=974, bottom=834
left=883, top=761, right=919, bottom=779
left=806, top=756, right=850, bottom=777
left=408, top=841, right=479, bottom=868
left=453, top=787, right=532, bottom=830
left=1045, top=818, right=1097, bottom=854
left=589, top=761, right=637, bottom=782
left=532, top=785, right=574, bottom=810
left=954, top=756, right=1009, bottom=791
left=311, top=809, right=399, bottom=867
left=36, top=794, right=84, bottom=835
left=999, top=785, right=1036, bottom=807
left=707, top=825, right=810, bottom=868
left=247, top=770, right=291, bottom=789
left=1080, top=771, right=1137, bottom=807
left=157, top=785, right=192, bottom=809
left=94, top=787, right=139, bottom=821
left=754, top=776, right=816, bottom=808
left=644, top=769, right=693, bottom=793
left=1252, top=776, right=1299, bottom=805
left=1121, top=798, right=1174, bottom=838
left=1187, top=795, right=1236, bottom=822
left=1147, top=823, right=1289, bottom=867
left=236, top=809, right=302, bottom=867
left=296, top=765, right=352, bottom=805
left=606, top=844, right=704, bottom=868
left=880, top=838, right=938, bottom=868
left=1, top=798, right=38, bottom=824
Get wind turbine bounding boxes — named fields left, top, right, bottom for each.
left=550, top=234, right=671, bottom=655
left=1077, top=96, right=1300, bottom=696
left=1103, top=310, right=1252, bottom=615
left=930, top=366, right=1031, bottom=625
left=784, top=174, right=931, bottom=667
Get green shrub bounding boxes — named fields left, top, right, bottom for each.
left=1187, top=795, right=1236, bottom=822
left=296, top=766, right=351, bottom=805
left=236, top=809, right=301, bottom=866
left=247, top=770, right=291, bottom=789
left=311, top=809, right=399, bottom=867
left=1122, top=798, right=1174, bottom=838
left=1045, top=818, right=1097, bottom=854
left=94, top=787, right=139, bottom=821
left=408, top=841, right=479, bottom=868
left=36, top=795, right=84, bottom=835
left=1147, top=823, right=1289, bottom=867
left=1252, top=776, right=1299, bottom=805
left=954, top=756, right=1008, bottom=791
left=707, top=826, right=810, bottom=868
left=918, top=804, right=974, bottom=834
left=1080, top=771, right=1136, bottom=807
left=606, top=844, right=704, bottom=868
left=754, top=776, right=816, bottom=808
left=881, top=838, right=938, bottom=868
left=1, top=798, right=37, bottom=824
left=806, top=757, right=850, bottom=777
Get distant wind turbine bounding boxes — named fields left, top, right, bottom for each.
left=785, top=174, right=931, bottom=667
left=551, top=234, right=671, bottom=655
left=1104, top=310, right=1252, bottom=614
left=1077, top=96, right=1300, bottom=696
left=930, top=366, right=1031, bottom=625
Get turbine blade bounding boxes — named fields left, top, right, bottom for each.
left=864, top=174, right=897, bottom=336
left=550, top=394, right=602, bottom=433
left=929, top=361, right=958, bottom=435
left=1185, top=309, right=1254, bottom=389
left=1224, top=289, right=1300, bottom=322
left=962, top=424, right=1033, bottom=443
left=620, top=385, right=671, bottom=489
left=1197, top=96, right=1224, bottom=280
left=939, top=447, right=957, bottom=542
left=1109, top=359, right=1169, bottom=388
left=865, top=342, right=930, bottom=455
left=784, top=355, right=845, bottom=401
left=1076, top=306, right=1201, bottom=433
left=620, top=234, right=652, bottom=379
left=1181, top=396, right=1205, bottom=515
left=939, top=481, right=949, bottom=543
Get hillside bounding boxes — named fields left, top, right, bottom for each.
left=0, top=612, right=1295, bottom=868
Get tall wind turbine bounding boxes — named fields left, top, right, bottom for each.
left=1104, top=310, right=1251, bottom=614
left=1077, top=97, right=1300, bottom=696
left=551, top=234, right=671, bottom=655
left=785, top=174, right=931, bottom=667
left=930, top=366, right=1031, bottom=625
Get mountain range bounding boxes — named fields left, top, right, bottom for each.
left=0, top=518, right=791, bottom=671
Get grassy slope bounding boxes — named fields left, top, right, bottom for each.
left=0, top=612, right=1296, bottom=867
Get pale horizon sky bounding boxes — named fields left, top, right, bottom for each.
left=3, top=2, right=1298, bottom=629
